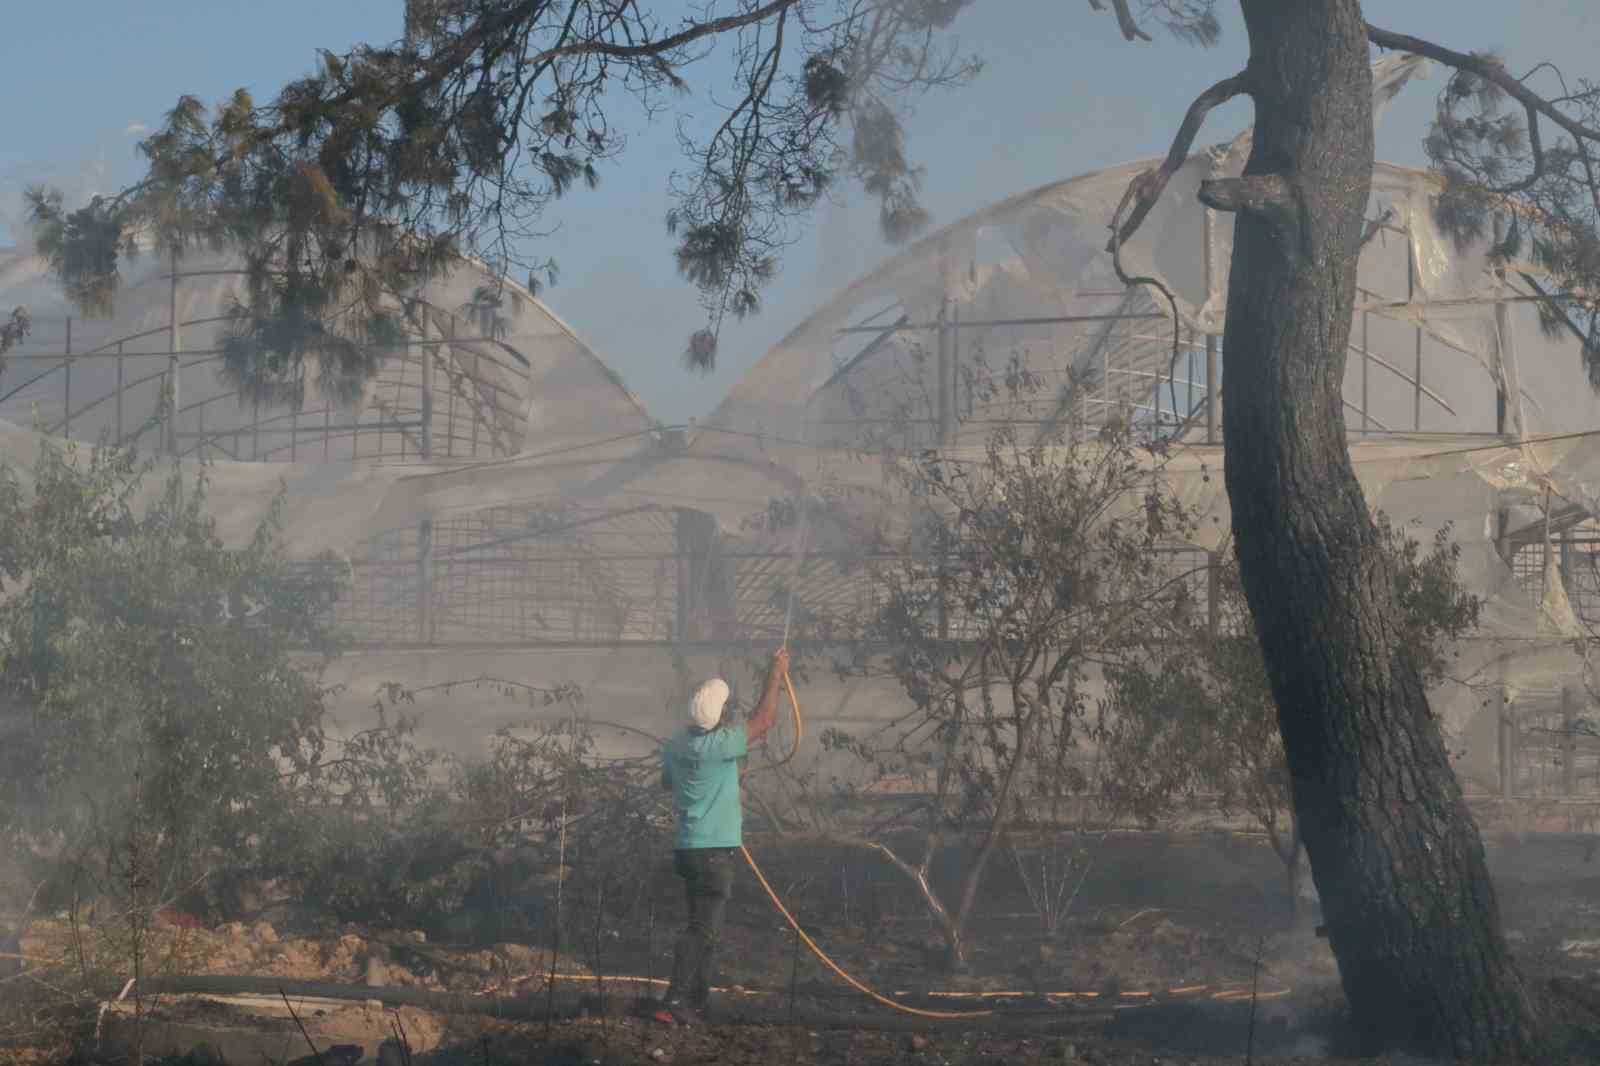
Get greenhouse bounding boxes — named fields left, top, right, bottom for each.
left=1, top=56, right=1597, bottom=808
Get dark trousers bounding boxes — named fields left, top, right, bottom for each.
left=665, top=847, right=735, bottom=1009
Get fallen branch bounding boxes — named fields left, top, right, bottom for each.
left=0, top=951, right=57, bottom=965
left=93, top=977, right=137, bottom=1045
left=281, top=986, right=325, bottom=1066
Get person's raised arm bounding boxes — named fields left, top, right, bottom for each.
left=745, top=648, right=789, bottom=746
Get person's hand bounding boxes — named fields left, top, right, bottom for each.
left=771, top=647, right=790, bottom=679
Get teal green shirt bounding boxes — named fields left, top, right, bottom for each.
left=661, top=724, right=748, bottom=850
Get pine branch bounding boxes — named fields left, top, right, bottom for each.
left=1367, top=24, right=1600, bottom=144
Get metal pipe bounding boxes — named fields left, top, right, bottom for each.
left=1361, top=312, right=1369, bottom=437
left=1203, top=207, right=1218, bottom=444
left=419, top=314, right=434, bottom=460
left=417, top=517, right=434, bottom=643
left=833, top=311, right=1165, bottom=335
left=1406, top=237, right=1421, bottom=432
left=63, top=317, right=71, bottom=439
left=935, top=297, right=952, bottom=447
left=169, top=251, right=182, bottom=456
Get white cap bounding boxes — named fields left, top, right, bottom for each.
left=688, top=679, right=730, bottom=730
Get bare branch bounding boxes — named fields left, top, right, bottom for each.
left=1086, top=0, right=1154, bottom=43
left=1103, top=71, right=1248, bottom=437
left=1088, top=0, right=1218, bottom=44
left=1104, top=71, right=1251, bottom=252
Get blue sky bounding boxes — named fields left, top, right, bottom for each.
left=2, top=1, right=1597, bottom=425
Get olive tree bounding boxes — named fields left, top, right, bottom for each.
left=807, top=414, right=1196, bottom=967
left=0, top=442, right=343, bottom=914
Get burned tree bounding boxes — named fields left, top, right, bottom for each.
left=1101, top=0, right=1600, bottom=1057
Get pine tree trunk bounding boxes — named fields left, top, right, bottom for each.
left=1208, top=1, right=1541, bottom=1057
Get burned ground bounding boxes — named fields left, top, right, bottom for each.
left=8, top=826, right=1600, bottom=1064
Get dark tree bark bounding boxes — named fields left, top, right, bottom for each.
left=1204, top=1, right=1542, bottom=1058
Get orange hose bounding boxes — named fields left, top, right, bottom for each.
left=732, top=664, right=1286, bottom=1020
left=739, top=842, right=992, bottom=1020
left=737, top=662, right=989, bottom=1019
left=741, top=664, right=802, bottom=779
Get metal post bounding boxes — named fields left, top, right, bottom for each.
left=1497, top=688, right=1511, bottom=799
left=1186, top=329, right=1194, bottom=420
left=935, top=297, right=952, bottom=447
left=445, top=319, right=457, bottom=459
left=61, top=317, right=72, bottom=439
left=468, top=317, right=481, bottom=458
left=1361, top=312, right=1370, bottom=437
left=1414, top=327, right=1424, bottom=432
left=1203, top=207, right=1218, bottom=444
left=115, top=341, right=124, bottom=444
left=1563, top=685, right=1578, bottom=797
left=952, top=298, right=961, bottom=433
left=417, top=517, right=434, bottom=643
left=1407, top=239, right=1421, bottom=431
left=1500, top=693, right=1518, bottom=799
left=169, top=253, right=182, bottom=456
left=419, top=314, right=434, bottom=460
left=674, top=511, right=689, bottom=643
left=1207, top=551, right=1221, bottom=636
left=1205, top=335, right=1218, bottom=443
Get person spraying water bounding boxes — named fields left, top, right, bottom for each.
left=654, top=647, right=790, bottom=1026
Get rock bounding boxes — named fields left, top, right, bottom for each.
left=649, top=1049, right=668, bottom=1062
left=251, top=920, right=278, bottom=944
left=221, top=921, right=248, bottom=940
left=908, top=1033, right=931, bottom=1052
left=365, top=954, right=390, bottom=987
